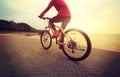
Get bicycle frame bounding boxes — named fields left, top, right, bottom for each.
left=39, top=17, right=92, bottom=61
left=43, top=18, right=72, bottom=46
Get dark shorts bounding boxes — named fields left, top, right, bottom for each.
left=49, top=15, right=71, bottom=30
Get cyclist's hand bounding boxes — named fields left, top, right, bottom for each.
left=38, top=16, right=43, bottom=18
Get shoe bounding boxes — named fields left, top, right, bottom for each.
left=51, top=30, right=59, bottom=38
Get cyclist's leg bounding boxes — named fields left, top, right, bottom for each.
left=49, top=16, right=60, bottom=37
left=56, top=16, right=71, bottom=49
left=59, top=16, right=71, bottom=43
left=61, top=16, right=71, bottom=30
left=49, top=15, right=62, bottom=31
left=49, top=15, right=71, bottom=38
left=49, top=15, right=65, bottom=37
left=49, top=15, right=70, bottom=30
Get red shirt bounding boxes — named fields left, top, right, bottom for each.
left=40, top=0, right=71, bottom=17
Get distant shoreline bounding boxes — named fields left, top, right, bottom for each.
left=0, top=31, right=38, bottom=36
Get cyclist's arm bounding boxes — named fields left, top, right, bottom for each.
left=40, top=1, right=53, bottom=17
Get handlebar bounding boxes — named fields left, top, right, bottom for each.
left=38, top=16, right=51, bottom=20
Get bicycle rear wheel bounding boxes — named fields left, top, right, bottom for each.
left=40, top=31, right=52, bottom=49
left=61, top=28, right=91, bottom=61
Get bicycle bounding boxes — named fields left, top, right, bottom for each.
left=39, top=17, right=91, bottom=61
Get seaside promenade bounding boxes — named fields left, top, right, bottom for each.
left=0, top=34, right=120, bottom=77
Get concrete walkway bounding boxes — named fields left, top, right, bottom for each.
left=0, top=34, right=120, bottom=77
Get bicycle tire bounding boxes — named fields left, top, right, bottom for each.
left=61, top=28, right=91, bottom=61
left=40, top=31, right=52, bottom=49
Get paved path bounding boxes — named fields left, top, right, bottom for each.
left=0, top=34, right=120, bottom=77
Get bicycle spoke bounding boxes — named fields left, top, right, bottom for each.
left=61, top=28, right=91, bottom=61
left=40, top=31, right=52, bottom=49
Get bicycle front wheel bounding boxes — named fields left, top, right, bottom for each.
left=40, top=31, right=52, bottom=49
left=61, top=28, right=91, bottom=61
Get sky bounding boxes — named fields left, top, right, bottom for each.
left=0, top=0, right=120, bottom=34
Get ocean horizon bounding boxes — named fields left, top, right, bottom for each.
left=89, top=34, right=120, bottom=52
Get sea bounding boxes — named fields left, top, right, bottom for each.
left=89, top=34, right=120, bottom=52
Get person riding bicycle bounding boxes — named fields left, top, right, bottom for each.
left=39, top=0, right=71, bottom=38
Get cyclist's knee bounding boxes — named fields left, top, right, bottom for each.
left=62, top=23, right=67, bottom=30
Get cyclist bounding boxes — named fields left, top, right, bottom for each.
left=39, top=0, right=71, bottom=38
